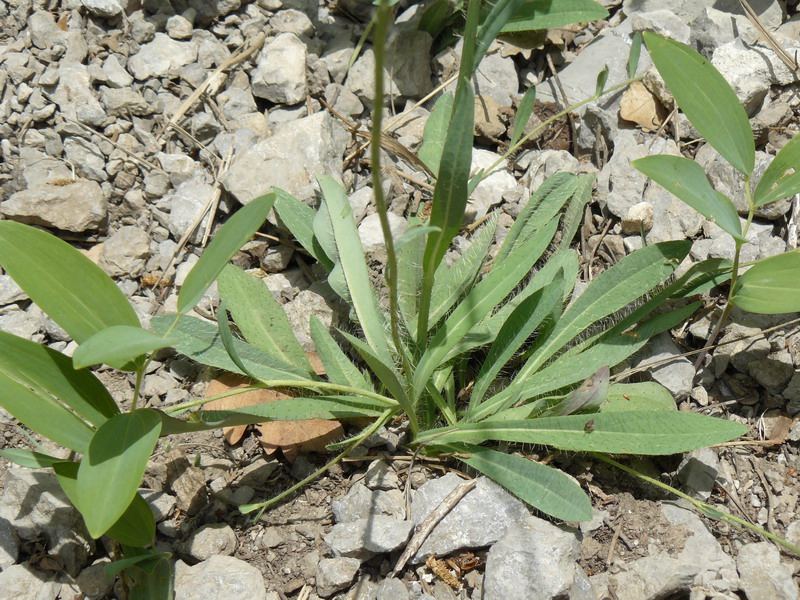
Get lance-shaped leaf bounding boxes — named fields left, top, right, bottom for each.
left=416, top=411, right=748, bottom=454
left=310, top=316, right=372, bottom=391
left=76, top=409, right=162, bottom=538
left=753, top=133, right=800, bottom=206
left=418, top=92, right=454, bottom=176
left=731, top=250, right=800, bottom=314
left=644, top=32, right=754, bottom=176
left=509, top=85, right=537, bottom=149
left=0, top=221, right=139, bottom=343
left=601, top=382, right=675, bottom=412
left=178, top=192, right=275, bottom=314
left=457, top=445, right=593, bottom=522
left=633, top=155, right=745, bottom=241
left=501, top=0, right=608, bottom=33
left=273, top=187, right=334, bottom=269
left=73, top=326, right=178, bottom=371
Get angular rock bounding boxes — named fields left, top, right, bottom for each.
left=81, top=0, right=126, bottom=17
left=182, top=523, right=238, bottom=561
left=0, top=469, right=94, bottom=575
left=63, top=137, right=107, bottom=181
left=102, top=55, right=134, bottom=88
left=363, top=460, right=400, bottom=490
left=167, top=14, right=194, bottom=39
left=331, top=482, right=405, bottom=523
left=622, top=0, right=782, bottom=28
left=376, top=578, right=410, bottom=600
left=0, top=515, right=20, bottom=569
left=166, top=177, right=213, bottom=242
left=1, top=180, right=107, bottom=232
left=51, top=62, right=107, bottom=127
left=251, top=32, right=307, bottom=104
left=76, top=559, right=114, bottom=598
left=483, top=517, right=585, bottom=600
left=316, top=557, right=361, bottom=597
left=324, top=516, right=413, bottom=561
left=633, top=333, right=694, bottom=400
left=410, top=473, right=532, bottom=562
left=677, top=447, right=720, bottom=500
left=222, top=112, right=348, bottom=204
left=471, top=44, right=517, bottom=107
left=469, top=149, right=517, bottom=222
left=690, top=7, right=758, bottom=57
left=282, top=288, right=342, bottom=350
left=0, top=563, right=61, bottom=599
left=174, top=556, right=267, bottom=600
left=0, top=274, right=28, bottom=306
left=100, top=87, right=151, bottom=117
left=98, top=225, right=151, bottom=278
left=629, top=10, right=690, bottom=44
left=737, top=542, right=798, bottom=600
left=358, top=213, right=407, bottom=251
left=128, top=33, right=198, bottom=80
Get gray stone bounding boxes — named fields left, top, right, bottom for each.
left=750, top=350, right=795, bottom=393
left=218, top=87, right=258, bottom=120
left=140, top=490, right=177, bottom=521
left=128, top=34, right=198, bottom=80
left=1, top=180, right=107, bottom=232
left=622, top=0, right=782, bottom=28
left=737, top=542, right=798, bottom=600
left=621, top=202, right=654, bottom=235
left=234, top=460, right=280, bottom=487
left=470, top=43, right=517, bottom=107
left=81, top=0, right=126, bottom=17
left=270, top=8, right=314, bottom=37
left=677, top=447, right=720, bottom=500
left=604, top=503, right=735, bottom=600
left=167, top=14, right=195, bottom=39
left=222, top=112, right=348, bottom=204
left=100, top=87, right=151, bottom=117
left=261, top=244, right=293, bottom=272
left=174, top=556, right=267, bottom=600
left=316, top=557, right=361, bottom=597
left=0, top=469, right=94, bottom=576
left=376, top=578, right=410, bottom=600
left=469, top=149, right=516, bottom=222
left=166, top=177, right=213, bottom=242
left=98, top=226, right=151, bottom=278
left=51, top=61, right=107, bottom=127
left=102, top=55, right=133, bottom=88
left=0, top=563, right=61, bottom=599
left=0, top=274, right=28, bottom=305
left=410, top=473, right=532, bottom=562
left=629, top=10, right=690, bottom=44
left=324, top=516, right=413, bottom=561
left=63, top=137, right=107, bottom=181
left=283, top=289, right=341, bottom=350
left=28, top=10, right=66, bottom=49
left=182, top=523, right=238, bottom=560
left=76, top=559, right=114, bottom=598
left=0, top=307, right=44, bottom=341
left=521, top=149, right=582, bottom=192
left=713, top=323, right=770, bottom=376
left=690, top=7, right=758, bottom=57
left=156, top=152, right=199, bottom=188
left=331, top=482, right=405, bottom=523
left=633, top=333, right=694, bottom=400
left=362, top=460, right=400, bottom=490
left=251, top=33, right=307, bottom=104
left=321, top=32, right=355, bottom=84
left=483, top=516, right=583, bottom=600
left=0, top=515, right=19, bottom=568
left=358, top=213, right=407, bottom=251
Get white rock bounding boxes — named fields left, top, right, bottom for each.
left=629, top=10, right=691, bottom=44
left=81, top=0, right=126, bottom=17
left=174, top=556, right=267, bottom=600
left=182, top=523, right=238, bottom=561
left=51, top=61, right=107, bottom=126
left=251, top=32, right=308, bottom=104
left=282, top=289, right=341, bottom=350
left=621, top=202, right=654, bottom=235
left=316, top=557, right=360, bottom=598
left=0, top=564, right=61, bottom=599
left=1, top=180, right=107, bottom=232
left=128, top=33, right=198, bottom=80
left=99, top=226, right=151, bottom=278
left=167, top=14, right=194, bottom=40
left=737, top=542, right=798, bottom=600
left=102, top=55, right=133, bottom=88
left=469, top=149, right=516, bottom=222
left=358, top=213, right=407, bottom=251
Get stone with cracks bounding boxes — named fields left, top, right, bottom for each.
left=1, top=180, right=107, bottom=232
left=324, top=516, right=413, bottom=562
left=251, top=33, right=308, bottom=105
left=316, top=557, right=361, bottom=597
left=174, top=555, right=267, bottom=600
left=128, top=34, right=198, bottom=80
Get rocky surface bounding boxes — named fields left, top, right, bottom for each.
left=1, top=0, right=800, bottom=599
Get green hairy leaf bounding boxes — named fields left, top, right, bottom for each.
left=418, top=92, right=454, bottom=175
left=753, top=133, right=800, bottom=206
left=644, top=32, right=754, bottom=175
left=501, top=0, right=608, bottom=33
left=510, top=85, right=537, bottom=149
left=73, top=326, right=178, bottom=371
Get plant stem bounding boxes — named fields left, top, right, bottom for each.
left=162, top=380, right=398, bottom=414
left=370, top=0, right=411, bottom=383
left=241, top=409, right=393, bottom=519
left=693, top=176, right=755, bottom=373
left=592, top=452, right=800, bottom=557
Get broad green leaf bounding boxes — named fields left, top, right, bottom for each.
left=516, top=241, right=691, bottom=377
left=273, top=187, right=334, bottom=269
left=501, top=0, right=608, bottom=32
left=418, top=0, right=479, bottom=337
left=418, top=93, right=454, bottom=176
left=127, top=555, right=173, bottom=600
left=669, top=258, right=733, bottom=298
left=76, top=409, right=162, bottom=538
left=151, top=314, right=313, bottom=383
left=633, top=155, right=745, bottom=241
left=54, top=461, right=156, bottom=547
left=601, top=383, right=675, bottom=412
left=312, top=201, right=338, bottom=266
left=594, top=64, right=609, bottom=96
left=0, top=368, right=94, bottom=453
left=104, top=551, right=170, bottom=578
left=178, top=193, right=275, bottom=314
left=0, top=329, right=118, bottom=427
left=318, top=176, right=394, bottom=362
left=543, top=365, right=610, bottom=417
left=470, top=274, right=564, bottom=407
left=731, top=250, right=800, bottom=314
left=396, top=225, right=441, bottom=250
left=0, top=448, right=62, bottom=469
left=0, top=221, right=139, bottom=343
left=644, top=32, right=754, bottom=175
left=457, top=445, right=592, bottom=521
left=510, top=85, right=537, bottom=149
left=216, top=299, right=261, bottom=381
left=414, top=219, right=559, bottom=398
left=217, top=265, right=311, bottom=372
left=473, top=0, right=528, bottom=75
left=417, top=411, right=747, bottom=454
left=628, top=32, right=643, bottom=78
left=428, top=214, right=497, bottom=329
left=73, top=326, right=177, bottom=371
left=310, top=316, right=372, bottom=391
left=753, top=133, right=800, bottom=206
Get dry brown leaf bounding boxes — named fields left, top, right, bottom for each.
left=56, top=13, right=70, bottom=31
left=765, top=413, right=794, bottom=447
left=205, top=373, right=274, bottom=445
left=620, top=81, right=668, bottom=132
